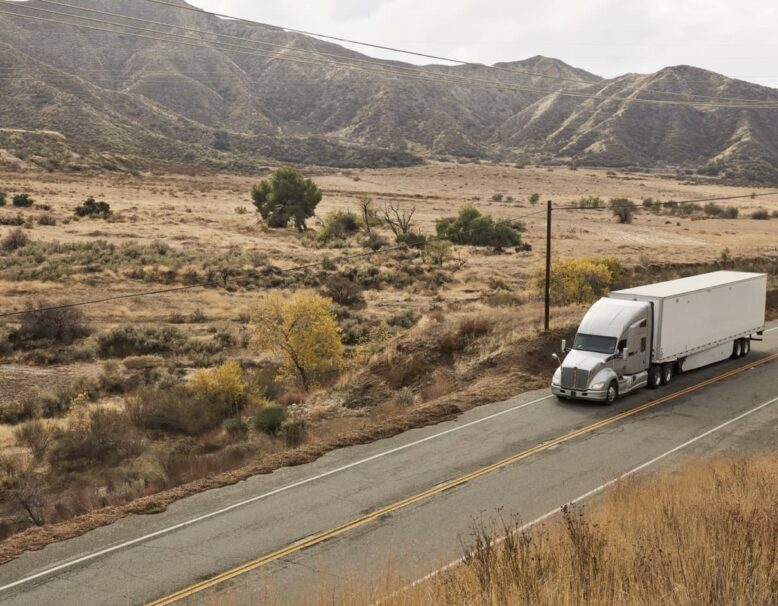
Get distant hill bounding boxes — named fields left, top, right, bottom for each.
left=1, top=0, right=777, bottom=182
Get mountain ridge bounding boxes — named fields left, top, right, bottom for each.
left=0, top=0, right=777, bottom=182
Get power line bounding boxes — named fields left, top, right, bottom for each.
left=28, top=0, right=778, bottom=106
left=2, top=5, right=778, bottom=109
left=139, top=0, right=778, bottom=103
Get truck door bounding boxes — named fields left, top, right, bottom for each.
left=626, top=319, right=649, bottom=374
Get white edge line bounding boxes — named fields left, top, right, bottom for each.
left=0, top=394, right=554, bottom=593
left=398, top=394, right=778, bottom=594
left=764, top=326, right=778, bottom=333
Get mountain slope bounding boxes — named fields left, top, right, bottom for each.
left=0, top=0, right=777, bottom=181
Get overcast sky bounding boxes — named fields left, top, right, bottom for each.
left=192, top=0, right=777, bottom=88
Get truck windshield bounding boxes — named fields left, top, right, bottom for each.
left=573, top=334, right=617, bottom=354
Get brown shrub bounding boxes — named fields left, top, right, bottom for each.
left=0, top=228, right=28, bottom=252
left=12, top=303, right=90, bottom=345
left=49, top=409, right=141, bottom=471
left=15, top=421, right=53, bottom=460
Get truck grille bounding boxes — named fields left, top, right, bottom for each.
left=561, top=367, right=589, bottom=390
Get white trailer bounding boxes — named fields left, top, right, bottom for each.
left=551, top=271, right=767, bottom=403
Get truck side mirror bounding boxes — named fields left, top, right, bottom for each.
left=552, top=353, right=561, bottom=366
left=561, top=339, right=567, bottom=353
left=622, top=348, right=629, bottom=360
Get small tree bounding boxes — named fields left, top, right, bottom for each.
left=251, top=167, right=322, bottom=231
left=358, top=196, right=377, bottom=235
left=252, top=292, right=343, bottom=390
left=609, top=198, right=637, bottom=224
left=383, top=201, right=416, bottom=240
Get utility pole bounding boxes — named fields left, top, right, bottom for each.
left=544, top=200, right=552, bottom=331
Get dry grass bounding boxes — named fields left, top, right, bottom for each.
left=305, top=455, right=778, bottom=606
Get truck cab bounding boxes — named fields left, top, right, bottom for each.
left=552, top=298, right=652, bottom=403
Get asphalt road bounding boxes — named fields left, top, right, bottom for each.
left=0, top=323, right=776, bottom=606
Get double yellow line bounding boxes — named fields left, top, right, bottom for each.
left=148, top=352, right=778, bottom=605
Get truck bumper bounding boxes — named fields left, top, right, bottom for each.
left=551, top=384, right=608, bottom=402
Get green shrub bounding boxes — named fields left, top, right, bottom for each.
left=436, top=206, right=522, bottom=249
left=74, top=197, right=111, bottom=218
left=37, top=214, right=57, bottom=226
left=222, top=417, right=248, bottom=437
left=1, top=228, right=29, bottom=252
left=254, top=405, right=288, bottom=436
left=0, top=192, right=6, bottom=206
left=423, top=239, right=453, bottom=265
left=317, top=211, right=360, bottom=242
left=97, top=325, right=184, bottom=358
left=12, top=194, right=33, bottom=208
left=704, top=202, right=723, bottom=217
left=578, top=196, right=603, bottom=209
left=529, top=193, right=540, bottom=205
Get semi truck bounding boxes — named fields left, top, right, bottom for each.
left=551, top=271, right=767, bottom=404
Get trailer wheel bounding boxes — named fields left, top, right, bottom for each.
left=605, top=381, right=618, bottom=404
left=661, top=363, right=673, bottom=386
left=731, top=339, right=743, bottom=359
left=741, top=338, right=750, bottom=358
left=648, top=365, right=662, bottom=389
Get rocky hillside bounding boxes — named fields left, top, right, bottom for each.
left=1, top=0, right=777, bottom=181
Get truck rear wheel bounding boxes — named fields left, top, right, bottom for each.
left=741, top=338, right=750, bottom=357
left=648, top=365, right=662, bottom=389
left=661, top=363, right=673, bottom=386
left=731, top=339, right=743, bottom=359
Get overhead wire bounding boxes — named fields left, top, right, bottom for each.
left=138, top=0, right=778, bottom=103
left=2, top=191, right=775, bottom=321
left=1, top=4, right=777, bottom=109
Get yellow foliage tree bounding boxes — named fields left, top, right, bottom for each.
left=188, top=359, right=248, bottom=417
left=534, top=258, right=623, bottom=305
left=252, top=291, right=343, bottom=390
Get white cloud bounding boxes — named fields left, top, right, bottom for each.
left=194, top=0, right=777, bottom=87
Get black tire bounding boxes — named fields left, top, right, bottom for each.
left=661, top=363, right=673, bottom=386
left=605, top=381, right=618, bottom=404
left=731, top=339, right=743, bottom=359
left=648, top=365, right=662, bottom=389
left=741, top=338, right=750, bottom=358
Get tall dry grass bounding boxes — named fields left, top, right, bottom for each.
left=299, top=455, right=778, bottom=606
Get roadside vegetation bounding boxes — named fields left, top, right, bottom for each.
left=0, top=165, right=777, bottom=557
left=332, top=456, right=778, bottom=605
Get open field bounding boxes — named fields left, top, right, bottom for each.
left=0, top=163, right=776, bottom=552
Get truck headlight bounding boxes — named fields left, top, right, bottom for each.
left=552, top=368, right=561, bottom=386
left=591, top=381, right=606, bottom=391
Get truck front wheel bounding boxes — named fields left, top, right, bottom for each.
left=605, top=381, right=618, bottom=404
left=648, top=365, right=662, bottom=389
